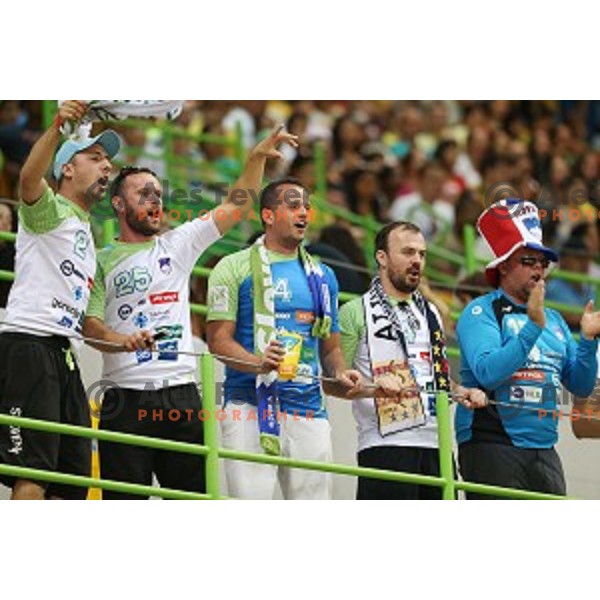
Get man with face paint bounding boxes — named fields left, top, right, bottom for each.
left=83, top=126, right=298, bottom=499
left=339, top=221, right=485, bottom=500
left=456, top=199, right=600, bottom=498
left=207, top=177, right=362, bottom=500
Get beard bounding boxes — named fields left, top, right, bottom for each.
left=388, top=267, right=421, bottom=294
left=124, top=203, right=161, bottom=236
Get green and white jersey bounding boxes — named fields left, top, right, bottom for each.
left=339, top=296, right=440, bottom=451
left=87, top=215, right=221, bottom=390
left=1, top=187, right=96, bottom=350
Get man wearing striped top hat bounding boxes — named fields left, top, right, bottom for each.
left=456, top=198, right=600, bottom=498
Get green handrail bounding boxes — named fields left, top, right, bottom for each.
left=0, top=464, right=208, bottom=500
left=0, top=383, right=568, bottom=500
left=436, top=392, right=456, bottom=500
left=201, top=352, right=220, bottom=499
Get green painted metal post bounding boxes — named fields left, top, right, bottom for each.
left=42, top=100, right=58, bottom=129
left=102, top=219, right=115, bottom=247
left=313, top=142, right=329, bottom=231
left=314, top=142, right=327, bottom=201
left=463, top=224, right=477, bottom=275
left=234, top=121, right=245, bottom=168
left=436, top=391, right=456, bottom=500
left=201, top=352, right=220, bottom=499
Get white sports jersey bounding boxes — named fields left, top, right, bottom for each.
left=340, top=296, right=442, bottom=451
left=1, top=187, right=96, bottom=351
left=87, top=216, right=221, bottom=390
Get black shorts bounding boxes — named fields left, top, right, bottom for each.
left=99, top=382, right=205, bottom=499
left=0, top=332, right=91, bottom=499
left=357, top=445, right=449, bottom=500
left=458, top=442, right=566, bottom=499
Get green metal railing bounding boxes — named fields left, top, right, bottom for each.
left=0, top=355, right=568, bottom=500
left=1, top=103, right=595, bottom=499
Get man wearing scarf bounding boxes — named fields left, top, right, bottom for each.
left=207, top=177, right=361, bottom=500
left=340, top=221, right=485, bottom=500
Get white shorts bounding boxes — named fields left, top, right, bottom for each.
left=220, top=403, right=332, bottom=500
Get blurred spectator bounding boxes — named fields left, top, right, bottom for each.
left=578, top=152, right=600, bottom=206
left=315, top=224, right=372, bottom=293
left=197, top=123, right=240, bottom=184
left=546, top=228, right=596, bottom=330
left=6, top=100, right=600, bottom=309
left=454, top=271, right=490, bottom=309
left=288, top=154, right=316, bottom=193
left=0, top=201, right=16, bottom=307
left=388, top=161, right=453, bottom=241
left=331, top=114, right=367, bottom=176
left=0, top=101, right=39, bottom=197
left=345, top=168, right=387, bottom=222
left=190, top=254, right=225, bottom=341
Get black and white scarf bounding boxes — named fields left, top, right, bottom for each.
left=363, top=277, right=450, bottom=435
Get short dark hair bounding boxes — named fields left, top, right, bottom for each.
left=259, top=177, right=309, bottom=226
left=374, top=221, right=423, bottom=259
left=110, top=166, right=158, bottom=200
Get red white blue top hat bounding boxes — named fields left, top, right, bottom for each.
left=477, top=198, right=558, bottom=287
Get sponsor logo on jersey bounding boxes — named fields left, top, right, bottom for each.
left=73, top=286, right=83, bottom=302
left=155, top=324, right=183, bottom=340
left=295, top=310, right=315, bottom=324
left=52, top=297, right=81, bottom=319
left=512, top=369, right=545, bottom=382
left=60, top=259, right=85, bottom=282
left=133, top=313, right=149, bottom=329
left=208, top=285, right=228, bottom=312
left=158, top=257, right=172, bottom=275
left=118, top=304, right=133, bottom=320
left=276, top=312, right=292, bottom=320
left=510, top=385, right=543, bottom=403
left=420, top=351, right=432, bottom=363
left=471, top=305, right=483, bottom=316
left=157, top=340, right=178, bottom=361
left=135, top=349, right=153, bottom=364
left=57, top=316, right=73, bottom=328
left=149, top=308, right=171, bottom=323
left=150, top=291, right=179, bottom=305
left=511, top=386, right=525, bottom=400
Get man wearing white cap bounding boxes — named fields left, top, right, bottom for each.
left=456, top=198, right=600, bottom=498
left=0, top=101, right=123, bottom=500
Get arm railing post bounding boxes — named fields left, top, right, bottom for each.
left=201, top=352, right=220, bottom=499
left=436, top=391, right=456, bottom=500
left=42, top=100, right=58, bottom=129
left=463, top=223, right=477, bottom=275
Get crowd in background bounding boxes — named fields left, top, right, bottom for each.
left=3, top=100, right=600, bottom=329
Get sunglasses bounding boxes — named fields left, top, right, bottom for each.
left=519, top=256, right=550, bottom=269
